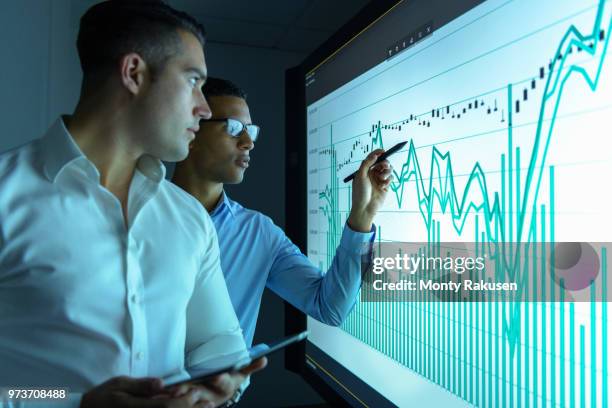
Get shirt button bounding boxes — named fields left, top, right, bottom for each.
left=130, top=294, right=138, bottom=303
left=135, top=351, right=143, bottom=360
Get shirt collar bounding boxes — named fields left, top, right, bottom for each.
left=210, top=190, right=237, bottom=218
left=39, top=117, right=166, bottom=184
left=40, top=117, right=88, bottom=183
left=136, top=155, right=166, bottom=184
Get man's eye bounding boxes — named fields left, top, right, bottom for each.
left=227, top=120, right=243, bottom=136
left=189, top=77, right=199, bottom=87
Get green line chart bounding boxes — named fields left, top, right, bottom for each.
left=307, top=0, right=612, bottom=406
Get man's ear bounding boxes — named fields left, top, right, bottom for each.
left=118, top=53, right=148, bottom=95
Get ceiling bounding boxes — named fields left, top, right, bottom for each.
left=169, top=0, right=371, bottom=54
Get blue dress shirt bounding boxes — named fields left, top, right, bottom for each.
left=210, top=192, right=375, bottom=346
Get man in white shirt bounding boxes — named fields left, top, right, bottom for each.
left=0, top=1, right=264, bottom=407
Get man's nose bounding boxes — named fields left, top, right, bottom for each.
left=238, top=131, right=254, bottom=150
left=195, top=92, right=212, bottom=120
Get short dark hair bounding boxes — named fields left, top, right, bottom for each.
left=202, top=77, right=248, bottom=100
left=77, top=0, right=206, bottom=84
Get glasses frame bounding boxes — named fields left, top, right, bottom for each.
left=205, top=118, right=260, bottom=142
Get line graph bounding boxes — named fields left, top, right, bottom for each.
left=306, top=0, right=612, bottom=406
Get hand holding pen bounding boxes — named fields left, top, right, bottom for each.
left=344, top=143, right=404, bottom=232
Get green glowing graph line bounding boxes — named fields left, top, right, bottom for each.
left=358, top=0, right=612, bottom=248
left=520, top=0, right=611, bottom=242
left=316, top=0, right=610, bottom=322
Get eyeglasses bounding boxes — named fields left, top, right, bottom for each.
left=206, top=118, right=260, bottom=142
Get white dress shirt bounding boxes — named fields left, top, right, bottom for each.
left=0, top=118, right=247, bottom=407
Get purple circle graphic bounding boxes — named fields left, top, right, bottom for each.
left=551, top=242, right=599, bottom=291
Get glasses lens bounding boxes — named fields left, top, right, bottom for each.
left=226, top=118, right=243, bottom=136
left=245, top=125, right=260, bottom=142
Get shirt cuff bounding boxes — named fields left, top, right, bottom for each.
left=340, top=222, right=376, bottom=255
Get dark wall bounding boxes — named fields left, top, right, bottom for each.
left=0, top=0, right=82, bottom=152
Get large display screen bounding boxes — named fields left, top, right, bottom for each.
left=303, top=0, right=611, bottom=406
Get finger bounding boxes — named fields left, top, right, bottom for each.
left=114, top=386, right=203, bottom=408
left=239, top=357, right=267, bottom=375
left=168, top=383, right=192, bottom=398
left=183, top=374, right=231, bottom=398
left=205, top=373, right=235, bottom=396
left=372, top=165, right=391, bottom=176
left=357, top=150, right=385, bottom=178
left=370, top=159, right=391, bottom=172
left=182, top=389, right=210, bottom=407
left=376, top=167, right=393, bottom=181
left=378, top=171, right=393, bottom=185
left=368, top=165, right=392, bottom=185
left=379, top=178, right=392, bottom=190
left=371, top=171, right=393, bottom=192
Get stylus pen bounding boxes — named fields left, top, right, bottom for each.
left=343, top=141, right=408, bottom=183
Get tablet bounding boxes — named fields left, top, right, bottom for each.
left=166, top=330, right=308, bottom=388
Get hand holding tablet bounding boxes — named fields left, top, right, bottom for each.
left=166, top=330, right=308, bottom=388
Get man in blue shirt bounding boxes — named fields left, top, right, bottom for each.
left=173, top=77, right=392, bottom=347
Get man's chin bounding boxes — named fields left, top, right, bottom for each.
left=224, top=173, right=245, bottom=185
left=160, top=147, right=189, bottom=163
